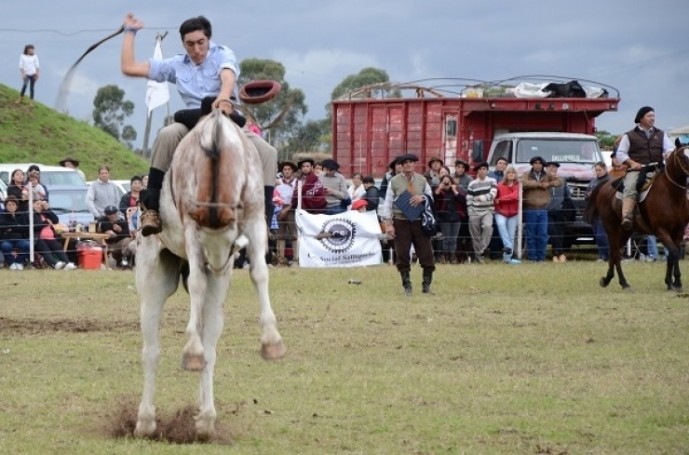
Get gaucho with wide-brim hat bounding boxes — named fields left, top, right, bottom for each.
left=59, top=156, right=80, bottom=167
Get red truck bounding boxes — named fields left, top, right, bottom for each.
left=331, top=78, right=619, bottom=177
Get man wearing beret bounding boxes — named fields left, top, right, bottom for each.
left=521, top=156, right=562, bottom=261
left=380, top=153, right=436, bottom=295
left=614, top=106, right=674, bottom=230
left=320, top=159, right=350, bottom=215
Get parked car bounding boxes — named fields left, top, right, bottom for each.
left=46, top=185, right=94, bottom=227
left=0, top=163, right=86, bottom=188
left=111, top=179, right=131, bottom=197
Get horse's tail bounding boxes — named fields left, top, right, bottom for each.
left=583, top=181, right=604, bottom=225
left=187, top=110, right=244, bottom=229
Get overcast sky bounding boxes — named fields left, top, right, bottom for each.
left=1, top=0, right=687, bottom=150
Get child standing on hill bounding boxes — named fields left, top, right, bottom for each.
left=17, top=44, right=40, bottom=105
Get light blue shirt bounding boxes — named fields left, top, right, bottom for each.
left=148, top=41, right=239, bottom=109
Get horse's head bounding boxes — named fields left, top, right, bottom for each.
left=672, top=138, right=689, bottom=175
left=176, top=110, right=247, bottom=230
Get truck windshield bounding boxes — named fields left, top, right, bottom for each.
left=516, top=139, right=600, bottom=164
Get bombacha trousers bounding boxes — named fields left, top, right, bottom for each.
left=392, top=218, right=436, bottom=274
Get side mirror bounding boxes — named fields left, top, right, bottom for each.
left=471, top=141, right=484, bottom=162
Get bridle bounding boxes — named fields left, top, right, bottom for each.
left=665, top=147, right=689, bottom=189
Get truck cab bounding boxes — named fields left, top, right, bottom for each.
left=485, top=132, right=604, bottom=244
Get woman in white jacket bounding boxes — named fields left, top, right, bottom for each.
left=17, top=44, right=40, bottom=104
left=347, top=172, right=366, bottom=209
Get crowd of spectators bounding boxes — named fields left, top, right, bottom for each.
left=265, top=151, right=676, bottom=268
left=1, top=153, right=670, bottom=271
left=0, top=162, right=144, bottom=271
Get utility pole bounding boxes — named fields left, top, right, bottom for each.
left=142, top=31, right=168, bottom=158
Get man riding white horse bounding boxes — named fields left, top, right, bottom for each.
left=614, top=106, right=674, bottom=230
left=120, top=13, right=277, bottom=237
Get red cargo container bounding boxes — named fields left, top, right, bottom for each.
left=331, top=78, right=619, bottom=178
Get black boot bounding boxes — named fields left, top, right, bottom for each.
left=400, top=271, right=412, bottom=296
left=140, top=168, right=165, bottom=237
left=264, top=185, right=275, bottom=226
left=422, top=269, right=433, bottom=294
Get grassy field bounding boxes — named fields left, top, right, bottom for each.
left=0, top=84, right=148, bottom=181
left=1, top=260, right=688, bottom=454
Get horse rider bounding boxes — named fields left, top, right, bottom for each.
left=615, top=106, right=674, bottom=230
left=120, top=13, right=278, bottom=236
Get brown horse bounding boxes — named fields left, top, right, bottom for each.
left=585, top=139, right=689, bottom=290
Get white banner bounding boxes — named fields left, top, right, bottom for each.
left=145, top=38, right=170, bottom=116
left=295, top=209, right=383, bottom=268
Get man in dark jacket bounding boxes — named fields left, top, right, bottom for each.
left=97, top=205, right=135, bottom=267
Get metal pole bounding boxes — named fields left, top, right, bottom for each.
left=517, top=181, right=523, bottom=259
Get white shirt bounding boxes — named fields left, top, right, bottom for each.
left=19, top=54, right=39, bottom=76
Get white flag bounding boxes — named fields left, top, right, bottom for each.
left=145, top=38, right=170, bottom=116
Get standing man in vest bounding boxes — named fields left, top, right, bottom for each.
left=615, top=106, right=674, bottom=230
left=380, top=153, right=436, bottom=295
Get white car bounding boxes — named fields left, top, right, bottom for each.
left=0, top=163, right=86, bottom=187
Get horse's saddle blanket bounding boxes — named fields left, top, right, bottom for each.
left=613, top=172, right=655, bottom=203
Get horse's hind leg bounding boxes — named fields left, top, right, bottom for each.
left=245, top=217, right=286, bottom=360
left=135, top=246, right=181, bottom=438
left=195, top=274, right=228, bottom=440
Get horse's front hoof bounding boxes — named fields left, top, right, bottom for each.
left=261, top=340, right=287, bottom=360
left=599, top=277, right=610, bottom=288
left=621, top=284, right=633, bottom=291
left=671, top=286, right=683, bottom=293
left=134, top=419, right=158, bottom=439
left=182, top=352, right=207, bottom=371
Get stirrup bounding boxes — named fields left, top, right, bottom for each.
left=140, top=210, right=162, bottom=237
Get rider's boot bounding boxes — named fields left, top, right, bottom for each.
left=422, top=268, right=433, bottom=294
left=621, top=197, right=635, bottom=231
left=400, top=271, right=412, bottom=296
left=140, top=168, right=165, bottom=237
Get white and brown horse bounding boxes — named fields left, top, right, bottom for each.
left=134, top=109, right=286, bottom=439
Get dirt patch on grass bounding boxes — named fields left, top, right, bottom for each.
left=106, top=399, right=233, bottom=445
left=0, top=316, right=138, bottom=334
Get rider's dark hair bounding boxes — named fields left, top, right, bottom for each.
left=179, top=16, right=212, bottom=40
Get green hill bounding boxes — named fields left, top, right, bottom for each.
left=0, top=83, right=148, bottom=181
